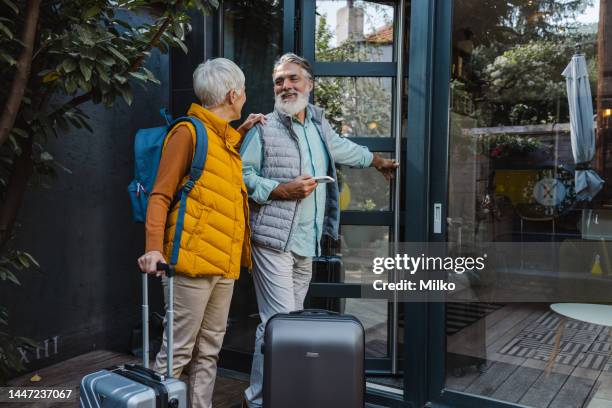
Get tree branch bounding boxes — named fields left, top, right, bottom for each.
left=50, top=9, right=178, bottom=118
left=0, top=137, right=33, bottom=250
left=0, top=0, right=42, bottom=147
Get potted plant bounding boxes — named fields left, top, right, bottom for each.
left=477, top=133, right=546, bottom=159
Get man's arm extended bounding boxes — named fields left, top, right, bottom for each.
left=322, top=117, right=398, bottom=180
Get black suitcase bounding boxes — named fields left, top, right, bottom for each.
left=308, top=255, right=345, bottom=313
left=262, top=309, right=365, bottom=408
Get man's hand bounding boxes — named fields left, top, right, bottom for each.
left=137, top=251, right=167, bottom=277
left=237, top=113, right=267, bottom=135
left=371, top=154, right=399, bottom=181
left=270, top=175, right=317, bottom=200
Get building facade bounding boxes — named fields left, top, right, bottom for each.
left=6, top=1, right=612, bottom=407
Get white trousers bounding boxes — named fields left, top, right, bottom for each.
left=244, top=244, right=313, bottom=407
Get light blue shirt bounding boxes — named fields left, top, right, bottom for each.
left=241, top=109, right=373, bottom=257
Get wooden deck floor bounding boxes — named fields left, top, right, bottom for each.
left=7, top=304, right=612, bottom=408
left=446, top=303, right=612, bottom=408
left=6, top=350, right=247, bottom=407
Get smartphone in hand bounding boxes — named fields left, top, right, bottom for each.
left=313, top=176, right=335, bottom=184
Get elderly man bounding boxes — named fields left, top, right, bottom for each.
left=137, top=58, right=264, bottom=408
left=240, top=53, right=398, bottom=408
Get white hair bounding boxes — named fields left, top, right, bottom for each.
left=193, top=58, right=245, bottom=108
left=273, top=53, right=313, bottom=80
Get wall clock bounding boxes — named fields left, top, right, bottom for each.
left=533, top=177, right=566, bottom=207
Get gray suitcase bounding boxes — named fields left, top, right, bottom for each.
left=80, top=263, right=187, bottom=408
left=263, top=309, right=365, bottom=408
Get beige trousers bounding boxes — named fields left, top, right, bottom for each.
left=154, top=274, right=234, bottom=408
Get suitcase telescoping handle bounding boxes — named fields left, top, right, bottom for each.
left=289, top=309, right=339, bottom=316
left=141, top=262, right=175, bottom=379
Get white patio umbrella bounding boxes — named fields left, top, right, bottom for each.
left=562, top=50, right=604, bottom=200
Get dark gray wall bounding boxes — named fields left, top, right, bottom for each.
left=3, top=12, right=171, bottom=373
left=170, top=11, right=209, bottom=116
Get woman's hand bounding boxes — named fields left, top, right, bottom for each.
left=237, top=113, right=267, bottom=135
left=137, top=250, right=167, bottom=277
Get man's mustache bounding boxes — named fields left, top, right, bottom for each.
left=279, top=90, right=298, bottom=98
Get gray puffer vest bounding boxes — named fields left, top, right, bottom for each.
left=248, top=104, right=340, bottom=251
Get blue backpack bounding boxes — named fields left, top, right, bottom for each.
left=128, top=108, right=208, bottom=265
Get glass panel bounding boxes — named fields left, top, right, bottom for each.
left=314, top=76, right=393, bottom=137
left=315, top=0, right=395, bottom=62
left=221, top=0, right=283, bottom=355
left=342, top=225, right=390, bottom=283
left=223, top=0, right=283, bottom=124
left=338, top=152, right=391, bottom=211
left=347, top=299, right=388, bottom=358
left=446, top=1, right=612, bottom=406
left=314, top=226, right=389, bottom=284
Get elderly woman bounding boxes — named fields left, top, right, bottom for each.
left=137, top=58, right=264, bottom=408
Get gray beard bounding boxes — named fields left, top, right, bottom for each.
left=274, top=90, right=310, bottom=116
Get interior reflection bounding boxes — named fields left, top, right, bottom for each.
left=446, top=1, right=612, bottom=407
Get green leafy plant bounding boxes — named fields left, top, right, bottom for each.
left=357, top=199, right=376, bottom=211
left=0, top=250, right=40, bottom=385
left=452, top=0, right=596, bottom=126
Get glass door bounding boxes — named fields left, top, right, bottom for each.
left=428, top=1, right=612, bottom=407
left=300, top=0, right=409, bottom=376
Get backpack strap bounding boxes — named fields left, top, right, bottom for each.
left=160, top=107, right=173, bottom=125
left=167, top=116, right=209, bottom=266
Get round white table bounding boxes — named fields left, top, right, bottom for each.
left=547, top=303, right=612, bottom=373
left=550, top=303, right=612, bottom=326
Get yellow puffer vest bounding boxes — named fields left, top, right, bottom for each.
left=162, top=104, right=252, bottom=279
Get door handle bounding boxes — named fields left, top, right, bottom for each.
left=434, top=203, right=443, bottom=234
